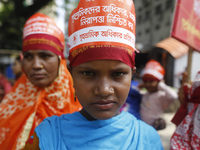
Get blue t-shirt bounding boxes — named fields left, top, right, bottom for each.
left=125, top=81, right=142, bottom=119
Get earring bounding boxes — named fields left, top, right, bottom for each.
left=74, top=92, right=76, bottom=102
left=110, top=87, right=114, bottom=92
left=41, top=65, right=43, bottom=69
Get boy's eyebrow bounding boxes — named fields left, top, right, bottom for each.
left=76, top=66, right=96, bottom=70
left=111, top=67, right=126, bottom=71
left=77, top=66, right=127, bottom=71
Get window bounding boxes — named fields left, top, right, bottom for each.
left=166, top=0, right=173, bottom=10
left=155, top=5, right=162, bottom=15
left=145, top=10, right=151, bottom=20
left=138, top=31, right=142, bottom=36
left=137, top=15, right=142, bottom=24
left=155, top=5, right=163, bottom=21
left=138, top=7, right=143, bottom=12
left=145, top=28, right=150, bottom=33
left=166, top=20, right=170, bottom=26
left=155, top=24, right=160, bottom=30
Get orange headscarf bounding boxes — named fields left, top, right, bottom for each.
left=0, top=13, right=82, bottom=150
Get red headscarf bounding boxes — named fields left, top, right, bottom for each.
left=23, top=13, right=65, bottom=58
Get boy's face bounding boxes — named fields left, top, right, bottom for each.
left=143, top=80, right=159, bottom=93
left=71, top=60, right=133, bottom=120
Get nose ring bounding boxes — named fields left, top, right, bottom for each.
left=110, top=87, right=114, bottom=92
left=40, top=65, right=43, bottom=69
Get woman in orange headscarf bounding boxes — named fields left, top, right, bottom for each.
left=0, top=13, right=81, bottom=150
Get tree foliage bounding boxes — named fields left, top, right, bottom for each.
left=0, top=0, right=54, bottom=50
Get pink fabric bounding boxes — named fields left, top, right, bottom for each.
left=170, top=103, right=200, bottom=150
left=0, top=74, right=12, bottom=97
left=140, top=81, right=177, bottom=125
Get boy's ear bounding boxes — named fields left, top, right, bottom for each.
left=132, top=67, right=136, bottom=76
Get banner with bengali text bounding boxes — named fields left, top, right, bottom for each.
left=171, top=0, right=200, bottom=52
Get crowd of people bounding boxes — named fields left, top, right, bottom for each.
left=0, top=0, right=199, bottom=149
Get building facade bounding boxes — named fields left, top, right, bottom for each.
left=133, top=0, right=175, bottom=51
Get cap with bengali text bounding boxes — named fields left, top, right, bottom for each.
left=68, top=0, right=137, bottom=68
left=22, top=13, right=65, bottom=58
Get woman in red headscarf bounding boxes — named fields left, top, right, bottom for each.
left=170, top=71, right=200, bottom=149
left=139, top=60, right=178, bottom=130
left=0, top=13, right=82, bottom=150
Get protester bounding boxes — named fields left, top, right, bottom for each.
left=0, top=13, right=82, bottom=150
left=23, top=1, right=164, bottom=149
left=139, top=60, right=178, bottom=130
left=170, top=71, right=200, bottom=149
left=120, top=80, right=142, bottom=119
left=12, top=55, right=23, bottom=81
left=0, top=73, right=12, bottom=103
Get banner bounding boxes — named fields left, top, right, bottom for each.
left=171, top=0, right=200, bottom=52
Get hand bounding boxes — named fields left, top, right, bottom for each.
left=138, top=83, right=144, bottom=89
left=178, top=72, right=191, bottom=104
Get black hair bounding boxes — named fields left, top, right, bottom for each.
left=16, top=56, right=21, bottom=62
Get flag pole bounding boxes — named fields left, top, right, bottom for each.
left=186, top=47, right=193, bottom=83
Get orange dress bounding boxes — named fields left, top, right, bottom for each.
left=0, top=59, right=82, bottom=150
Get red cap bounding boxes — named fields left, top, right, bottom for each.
left=142, top=60, right=165, bottom=81
left=68, top=0, right=137, bottom=68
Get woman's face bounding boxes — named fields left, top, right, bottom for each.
left=71, top=60, right=133, bottom=120
left=12, top=59, right=22, bottom=75
left=22, top=50, right=59, bottom=88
